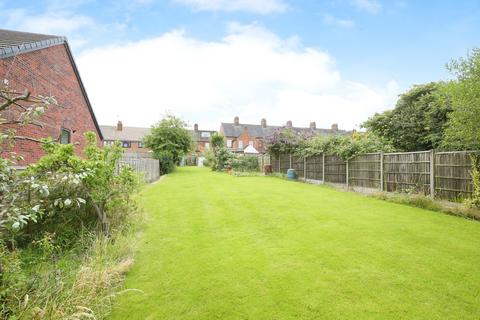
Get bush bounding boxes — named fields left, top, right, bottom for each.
left=231, top=156, right=259, bottom=172
left=0, top=133, right=141, bottom=318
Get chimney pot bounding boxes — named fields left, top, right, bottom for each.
left=234, top=116, right=239, bottom=125
left=117, top=121, right=123, bottom=131
left=194, top=123, right=198, bottom=131
left=286, top=120, right=293, bottom=128
left=309, top=122, right=316, bottom=130
left=331, top=123, right=339, bottom=131
left=261, top=118, right=267, bottom=128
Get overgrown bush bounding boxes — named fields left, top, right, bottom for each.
left=207, top=133, right=236, bottom=171
left=0, top=133, right=140, bottom=319
left=469, top=153, right=480, bottom=208
left=231, top=156, right=259, bottom=172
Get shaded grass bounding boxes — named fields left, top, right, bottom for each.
left=111, top=167, right=480, bottom=319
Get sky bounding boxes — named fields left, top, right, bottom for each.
left=1, top=0, right=479, bottom=131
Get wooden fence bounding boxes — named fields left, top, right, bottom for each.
left=118, top=157, right=160, bottom=182
left=270, top=150, right=476, bottom=201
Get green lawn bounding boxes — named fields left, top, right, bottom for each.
left=110, top=167, right=480, bottom=319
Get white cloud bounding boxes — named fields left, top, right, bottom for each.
left=4, top=9, right=94, bottom=35
left=77, top=23, right=399, bottom=131
left=351, top=0, right=381, bottom=13
left=173, top=0, right=288, bottom=14
left=323, top=14, right=355, bottom=28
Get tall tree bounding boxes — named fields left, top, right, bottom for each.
left=442, top=48, right=480, bottom=150
left=362, top=82, right=451, bottom=151
left=143, top=115, right=193, bottom=173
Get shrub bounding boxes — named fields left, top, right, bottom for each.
left=231, top=156, right=259, bottom=172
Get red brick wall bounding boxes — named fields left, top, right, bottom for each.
left=0, top=44, right=101, bottom=165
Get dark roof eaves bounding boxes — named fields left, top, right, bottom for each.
left=0, top=36, right=67, bottom=59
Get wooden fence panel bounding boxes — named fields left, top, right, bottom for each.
left=435, top=151, right=474, bottom=199
left=119, top=157, right=160, bottom=182
left=324, top=155, right=346, bottom=183
left=348, top=153, right=381, bottom=189
left=292, top=155, right=305, bottom=178
left=305, top=155, right=323, bottom=181
left=279, top=153, right=291, bottom=173
left=383, top=151, right=431, bottom=194
left=271, top=155, right=280, bottom=173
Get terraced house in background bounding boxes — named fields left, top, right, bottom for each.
left=0, top=29, right=103, bottom=165
left=220, top=116, right=351, bottom=154
left=101, top=121, right=151, bottom=154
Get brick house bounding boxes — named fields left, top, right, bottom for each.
left=0, top=29, right=103, bottom=165
left=191, top=123, right=216, bottom=154
left=100, top=121, right=151, bottom=154
left=220, top=116, right=350, bottom=154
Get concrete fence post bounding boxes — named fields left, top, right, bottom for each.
left=430, top=150, right=435, bottom=198
left=380, top=152, right=384, bottom=191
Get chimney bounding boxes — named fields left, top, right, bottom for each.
left=234, top=116, right=239, bottom=125
left=194, top=123, right=199, bottom=132
left=286, top=120, right=293, bottom=128
left=117, top=121, right=123, bottom=131
left=261, top=118, right=267, bottom=128
left=309, top=122, right=316, bottom=130
left=331, top=123, right=338, bottom=131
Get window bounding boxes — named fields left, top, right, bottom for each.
left=201, top=132, right=211, bottom=138
left=122, top=141, right=131, bottom=148
left=60, top=128, right=71, bottom=144
left=138, top=141, right=144, bottom=148
left=238, top=140, right=243, bottom=149
left=227, top=139, right=232, bottom=148
left=205, top=142, right=210, bottom=149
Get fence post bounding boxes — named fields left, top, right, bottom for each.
left=278, top=155, right=281, bottom=172
left=322, top=153, right=325, bottom=183
left=346, top=159, right=349, bottom=189
left=304, top=156, right=307, bottom=180
left=289, top=153, right=292, bottom=169
left=380, top=152, right=384, bottom=191
left=430, top=150, right=435, bottom=198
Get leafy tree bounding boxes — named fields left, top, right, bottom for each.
left=143, top=115, right=193, bottom=174
left=442, top=48, right=480, bottom=150
left=210, top=132, right=225, bottom=150
left=362, top=82, right=451, bottom=151
left=265, top=127, right=311, bottom=156
left=206, top=133, right=235, bottom=171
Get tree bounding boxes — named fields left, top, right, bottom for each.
left=143, top=115, right=193, bottom=174
left=362, top=82, right=451, bottom=151
left=442, top=48, right=480, bottom=150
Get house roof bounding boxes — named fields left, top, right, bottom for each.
left=221, top=122, right=350, bottom=138
left=0, top=29, right=67, bottom=58
left=190, top=130, right=217, bottom=142
left=100, top=125, right=151, bottom=141
left=0, top=29, right=103, bottom=140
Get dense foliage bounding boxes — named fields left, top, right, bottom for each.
left=144, top=115, right=193, bottom=174
left=0, top=134, right=140, bottom=318
left=299, top=132, right=396, bottom=160
left=265, top=127, right=395, bottom=161
left=205, top=133, right=235, bottom=171
left=362, top=82, right=451, bottom=151
left=442, top=49, right=480, bottom=150
left=265, top=127, right=312, bottom=157
left=231, top=156, right=259, bottom=172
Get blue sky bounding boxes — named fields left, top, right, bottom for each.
left=1, top=0, right=479, bottom=130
